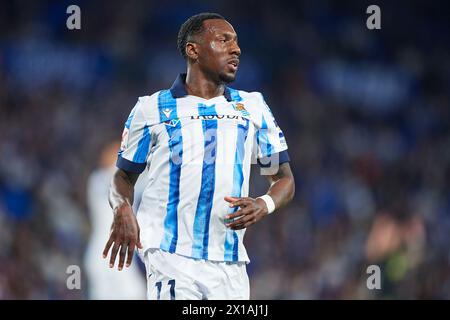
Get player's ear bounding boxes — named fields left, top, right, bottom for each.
left=185, top=42, right=199, bottom=61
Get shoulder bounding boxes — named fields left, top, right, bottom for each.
left=135, top=90, right=162, bottom=109
left=229, top=88, right=264, bottom=102
left=229, top=89, right=270, bottom=113
left=132, top=90, right=164, bottom=124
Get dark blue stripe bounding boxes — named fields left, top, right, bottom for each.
left=192, top=104, right=218, bottom=259
left=116, top=155, right=147, bottom=173
left=232, top=232, right=239, bottom=262
left=224, top=119, right=249, bottom=261
left=133, top=125, right=151, bottom=163
left=158, top=90, right=182, bottom=253
left=257, top=150, right=291, bottom=167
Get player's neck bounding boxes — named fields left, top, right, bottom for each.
left=185, top=69, right=225, bottom=100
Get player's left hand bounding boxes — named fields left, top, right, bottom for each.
left=224, top=196, right=269, bottom=230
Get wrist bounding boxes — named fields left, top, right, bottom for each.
left=256, top=195, right=276, bottom=214
left=114, top=201, right=133, bottom=215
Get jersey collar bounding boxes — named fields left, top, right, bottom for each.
left=169, top=73, right=233, bottom=102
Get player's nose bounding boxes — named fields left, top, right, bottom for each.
left=230, top=41, right=241, bottom=57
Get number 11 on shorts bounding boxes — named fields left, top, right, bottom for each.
left=155, top=279, right=176, bottom=300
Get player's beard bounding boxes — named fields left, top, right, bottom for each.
left=219, top=71, right=236, bottom=84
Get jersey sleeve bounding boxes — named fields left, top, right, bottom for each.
left=255, top=93, right=290, bottom=167
left=116, top=98, right=153, bottom=173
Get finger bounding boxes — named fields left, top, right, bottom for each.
left=225, top=212, right=245, bottom=221
left=227, top=198, right=252, bottom=208
left=231, top=224, right=246, bottom=230
left=227, top=213, right=254, bottom=228
left=118, top=243, right=128, bottom=271
left=231, top=219, right=255, bottom=230
left=109, top=242, right=121, bottom=268
left=230, top=220, right=248, bottom=230
left=102, top=237, right=114, bottom=259
left=225, top=207, right=252, bottom=220
left=126, top=242, right=135, bottom=267
left=224, top=196, right=239, bottom=204
left=227, top=217, right=252, bottom=229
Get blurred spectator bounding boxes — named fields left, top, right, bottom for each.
left=83, top=141, right=146, bottom=300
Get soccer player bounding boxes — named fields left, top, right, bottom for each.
left=103, top=12, right=295, bottom=300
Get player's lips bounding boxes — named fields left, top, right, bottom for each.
left=227, top=58, right=239, bottom=72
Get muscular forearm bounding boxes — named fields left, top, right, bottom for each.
left=104, top=168, right=142, bottom=270
left=109, top=169, right=139, bottom=211
left=224, top=162, right=295, bottom=230
left=266, top=163, right=295, bottom=210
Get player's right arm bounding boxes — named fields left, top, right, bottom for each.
left=103, top=168, right=142, bottom=271
left=103, top=96, right=153, bottom=270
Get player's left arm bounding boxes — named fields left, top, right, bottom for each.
left=224, top=161, right=295, bottom=230
left=225, top=93, right=295, bottom=229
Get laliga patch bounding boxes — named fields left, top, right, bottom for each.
left=279, top=131, right=287, bottom=146
left=120, top=127, right=129, bottom=151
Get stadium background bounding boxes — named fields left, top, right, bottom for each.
left=0, top=0, right=449, bottom=299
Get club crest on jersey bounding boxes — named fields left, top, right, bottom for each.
left=233, top=102, right=250, bottom=117
left=164, top=119, right=179, bottom=127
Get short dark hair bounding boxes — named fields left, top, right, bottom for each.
left=177, top=12, right=225, bottom=59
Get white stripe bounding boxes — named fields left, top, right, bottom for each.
left=176, top=117, right=204, bottom=251
left=137, top=127, right=170, bottom=251
left=207, top=119, right=238, bottom=259
left=241, top=123, right=255, bottom=198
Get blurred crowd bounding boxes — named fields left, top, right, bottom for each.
left=0, top=0, right=449, bottom=299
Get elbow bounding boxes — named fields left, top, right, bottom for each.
left=288, top=177, right=295, bottom=203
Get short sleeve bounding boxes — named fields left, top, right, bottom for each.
left=255, top=93, right=289, bottom=165
left=116, top=98, right=153, bottom=173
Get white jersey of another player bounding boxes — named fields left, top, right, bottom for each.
left=84, top=158, right=147, bottom=300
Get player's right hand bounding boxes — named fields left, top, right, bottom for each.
left=102, top=202, right=143, bottom=271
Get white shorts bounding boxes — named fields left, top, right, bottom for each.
left=143, top=249, right=250, bottom=300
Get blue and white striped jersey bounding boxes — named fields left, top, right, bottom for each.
left=117, top=74, right=289, bottom=262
